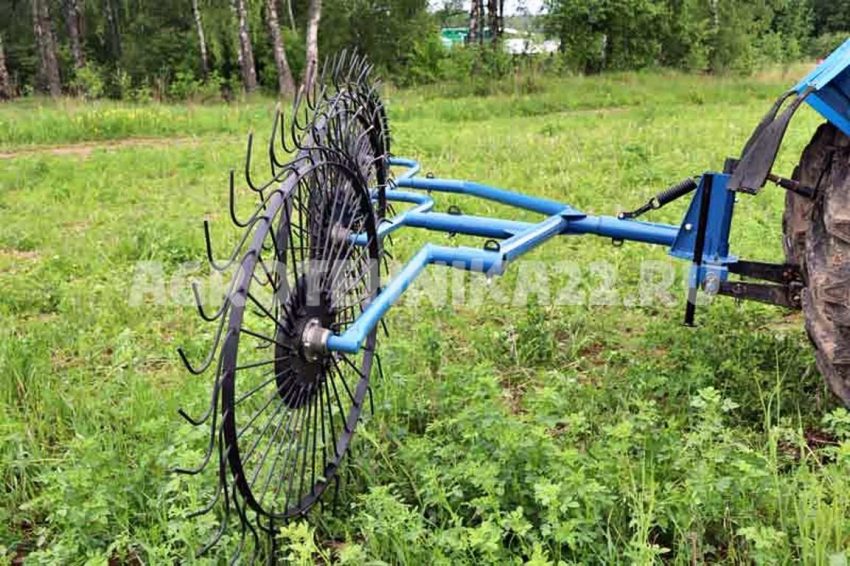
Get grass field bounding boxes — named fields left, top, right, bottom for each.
left=3, top=66, right=850, bottom=564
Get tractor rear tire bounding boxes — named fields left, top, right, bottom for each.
left=785, top=122, right=850, bottom=405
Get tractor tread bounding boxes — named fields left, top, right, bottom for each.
left=787, top=122, right=850, bottom=404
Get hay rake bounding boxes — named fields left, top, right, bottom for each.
left=177, top=44, right=850, bottom=560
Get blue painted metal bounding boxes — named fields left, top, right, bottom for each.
left=326, top=48, right=850, bottom=353
left=500, top=214, right=569, bottom=261
left=670, top=173, right=737, bottom=266
left=565, top=216, right=679, bottom=246
left=326, top=244, right=503, bottom=354
left=329, top=161, right=738, bottom=354
left=795, top=39, right=850, bottom=137
left=404, top=212, right=530, bottom=239
left=396, top=175, right=582, bottom=217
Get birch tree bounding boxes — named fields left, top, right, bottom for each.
left=231, top=0, right=258, bottom=91
left=191, top=0, right=209, bottom=78
left=265, top=0, right=295, bottom=96
left=303, top=0, right=321, bottom=91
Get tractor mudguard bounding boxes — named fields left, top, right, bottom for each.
left=729, top=39, right=850, bottom=194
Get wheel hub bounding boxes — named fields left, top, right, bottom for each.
left=274, top=276, right=335, bottom=408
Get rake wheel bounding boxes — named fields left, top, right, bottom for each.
left=175, top=51, right=390, bottom=561
left=221, top=154, right=381, bottom=520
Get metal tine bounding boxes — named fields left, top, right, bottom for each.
left=331, top=51, right=347, bottom=91
left=203, top=214, right=265, bottom=273
left=269, top=105, right=284, bottom=173
left=279, top=107, right=295, bottom=154
left=229, top=486, right=259, bottom=566
left=196, top=442, right=231, bottom=558
left=176, top=308, right=228, bottom=375
left=229, top=169, right=255, bottom=229
left=321, top=49, right=341, bottom=92
left=375, top=351, right=385, bottom=381
left=191, top=281, right=228, bottom=322
left=262, top=516, right=278, bottom=565
left=244, top=132, right=265, bottom=196
left=175, top=338, right=228, bottom=427
left=290, top=88, right=308, bottom=149
left=173, top=365, right=223, bottom=472
left=185, top=470, right=222, bottom=519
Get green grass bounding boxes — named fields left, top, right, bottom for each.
left=3, top=66, right=850, bottom=564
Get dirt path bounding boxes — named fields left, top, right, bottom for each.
left=0, top=135, right=223, bottom=159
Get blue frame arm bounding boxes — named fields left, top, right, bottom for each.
left=328, top=158, right=731, bottom=353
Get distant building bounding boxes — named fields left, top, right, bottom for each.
left=440, top=27, right=559, bottom=54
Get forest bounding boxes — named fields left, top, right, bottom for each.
left=0, top=0, right=848, bottom=101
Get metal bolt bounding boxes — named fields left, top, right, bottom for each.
left=703, top=272, right=720, bottom=295
left=684, top=223, right=693, bottom=231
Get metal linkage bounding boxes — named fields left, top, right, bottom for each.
left=717, top=260, right=804, bottom=309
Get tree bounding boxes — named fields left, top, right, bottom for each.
left=232, top=0, right=258, bottom=91
left=32, top=0, right=62, bottom=96
left=284, top=0, right=296, bottom=31
left=266, top=0, right=296, bottom=96
left=65, top=0, right=86, bottom=70
left=545, top=0, right=666, bottom=73
left=468, top=0, right=483, bottom=44
left=487, top=0, right=503, bottom=42
left=304, top=0, right=321, bottom=91
left=103, top=0, right=121, bottom=61
left=191, top=0, right=210, bottom=78
left=0, top=34, right=11, bottom=99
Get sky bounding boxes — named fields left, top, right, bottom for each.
left=427, top=0, right=547, bottom=16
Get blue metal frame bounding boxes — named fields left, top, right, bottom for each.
left=324, top=39, right=850, bottom=354
left=326, top=159, right=729, bottom=354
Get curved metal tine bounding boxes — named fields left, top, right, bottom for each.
left=173, top=365, right=223, bottom=472
left=269, top=105, right=284, bottom=173
left=304, top=62, right=321, bottom=111
left=177, top=309, right=228, bottom=375
left=204, top=216, right=262, bottom=273
left=229, top=169, right=255, bottom=229
left=185, top=471, right=222, bottom=519
left=191, top=281, right=228, bottom=322
left=319, top=51, right=338, bottom=92
left=229, top=492, right=247, bottom=566
left=175, top=348, right=228, bottom=427
left=290, top=88, right=308, bottom=149
left=331, top=50, right=347, bottom=91
left=230, top=486, right=261, bottom=566
left=196, top=436, right=230, bottom=557
left=245, top=132, right=265, bottom=198
left=278, top=108, right=294, bottom=155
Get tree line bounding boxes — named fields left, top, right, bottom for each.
left=545, top=0, right=849, bottom=74
left=0, top=0, right=847, bottom=101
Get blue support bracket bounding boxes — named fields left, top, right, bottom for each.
left=670, top=173, right=736, bottom=270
